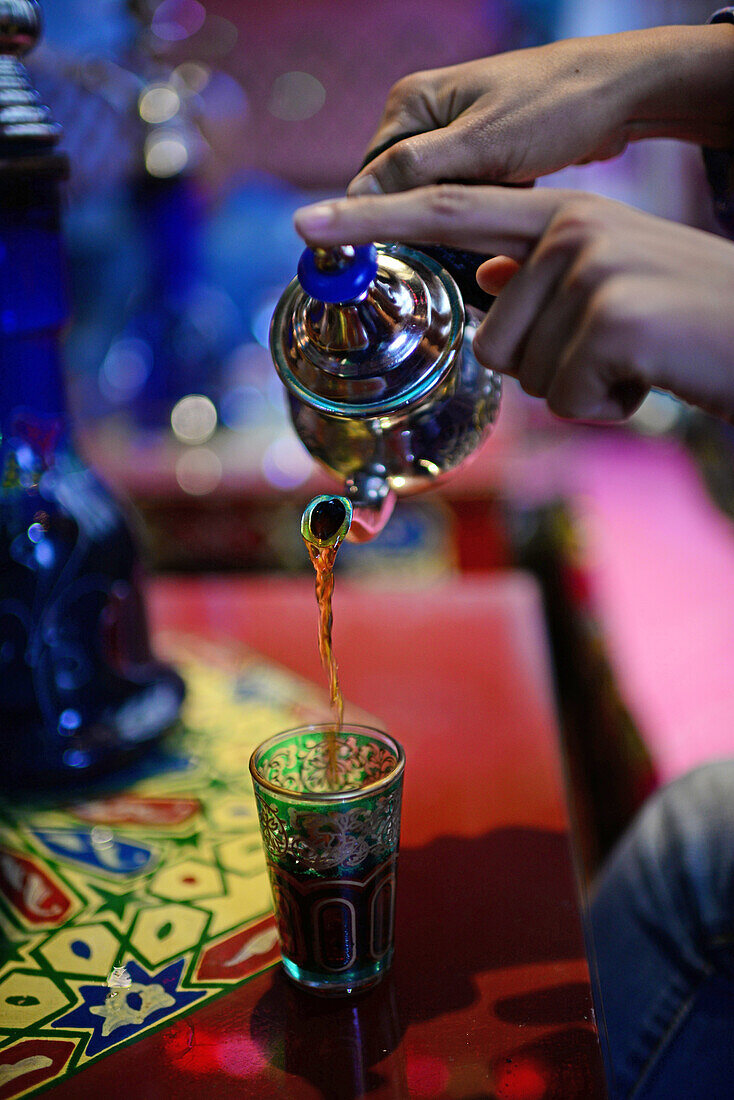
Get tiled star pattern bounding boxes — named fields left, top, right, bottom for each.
left=0, top=642, right=359, bottom=1098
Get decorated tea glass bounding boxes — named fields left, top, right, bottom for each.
left=249, top=723, right=405, bottom=995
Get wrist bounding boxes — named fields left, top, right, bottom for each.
left=623, top=23, right=734, bottom=146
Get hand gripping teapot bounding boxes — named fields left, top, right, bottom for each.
left=270, top=239, right=501, bottom=545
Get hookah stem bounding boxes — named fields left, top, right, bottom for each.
left=306, top=541, right=343, bottom=788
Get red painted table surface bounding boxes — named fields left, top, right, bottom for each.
left=51, top=572, right=607, bottom=1099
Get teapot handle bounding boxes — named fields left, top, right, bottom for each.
left=359, top=133, right=532, bottom=313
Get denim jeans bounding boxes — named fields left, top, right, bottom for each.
left=589, top=761, right=734, bottom=1099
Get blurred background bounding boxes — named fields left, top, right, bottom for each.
left=31, top=0, right=734, bottom=864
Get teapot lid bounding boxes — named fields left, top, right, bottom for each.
left=270, top=242, right=464, bottom=419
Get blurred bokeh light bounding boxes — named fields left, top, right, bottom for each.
left=175, top=445, right=223, bottom=493
left=139, top=83, right=181, bottom=124
left=267, top=72, right=326, bottom=122
left=171, top=394, right=218, bottom=444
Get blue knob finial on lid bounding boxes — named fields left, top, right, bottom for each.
left=297, top=243, right=377, bottom=304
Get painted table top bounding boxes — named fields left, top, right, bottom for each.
left=0, top=572, right=607, bottom=1098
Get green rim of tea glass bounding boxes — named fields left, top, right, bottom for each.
left=249, top=723, right=405, bottom=804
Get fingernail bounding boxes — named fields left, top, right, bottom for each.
left=294, top=204, right=336, bottom=233
left=475, top=338, right=511, bottom=377
left=347, top=173, right=383, bottom=197
left=472, top=328, right=493, bottom=369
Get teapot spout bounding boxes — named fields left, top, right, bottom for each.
left=344, top=471, right=396, bottom=544
left=301, top=495, right=353, bottom=548
left=300, top=476, right=396, bottom=550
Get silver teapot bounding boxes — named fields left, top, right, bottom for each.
left=270, top=241, right=501, bottom=544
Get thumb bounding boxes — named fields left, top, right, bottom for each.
left=476, top=255, right=521, bottom=295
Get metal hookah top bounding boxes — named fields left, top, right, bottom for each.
left=0, top=0, right=63, bottom=159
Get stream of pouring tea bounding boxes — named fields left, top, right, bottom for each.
left=303, top=499, right=348, bottom=788
left=304, top=540, right=344, bottom=734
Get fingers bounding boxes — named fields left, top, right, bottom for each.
left=295, top=185, right=568, bottom=261
left=512, top=278, right=587, bottom=399
left=361, top=72, right=445, bottom=157
left=513, top=279, right=650, bottom=421
left=348, top=68, right=468, bottom=195
left=475, top=256, right=520, bottom=295
left=544, top=280, right=651, bottom=420
left=546, top=346, right=648, bottom=421
left=348, top=121, right=489, bottom=197
left=471, top=225, right=652, bottom=421
left=472, top=225, right=579, bottom=371
left=293, top=183, right=649, bottom=423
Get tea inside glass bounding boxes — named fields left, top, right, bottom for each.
left=250, top=724, right=405, bottom=995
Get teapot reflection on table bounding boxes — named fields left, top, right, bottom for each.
left=270, top=240, right=502, bottom=545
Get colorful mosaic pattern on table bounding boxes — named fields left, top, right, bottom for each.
left=0, top=636, right=369, bottom=1098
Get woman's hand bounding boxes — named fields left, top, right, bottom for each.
left=348, top=24, right=734, bottom=196
left=295, top=186, right=734, bottom=423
